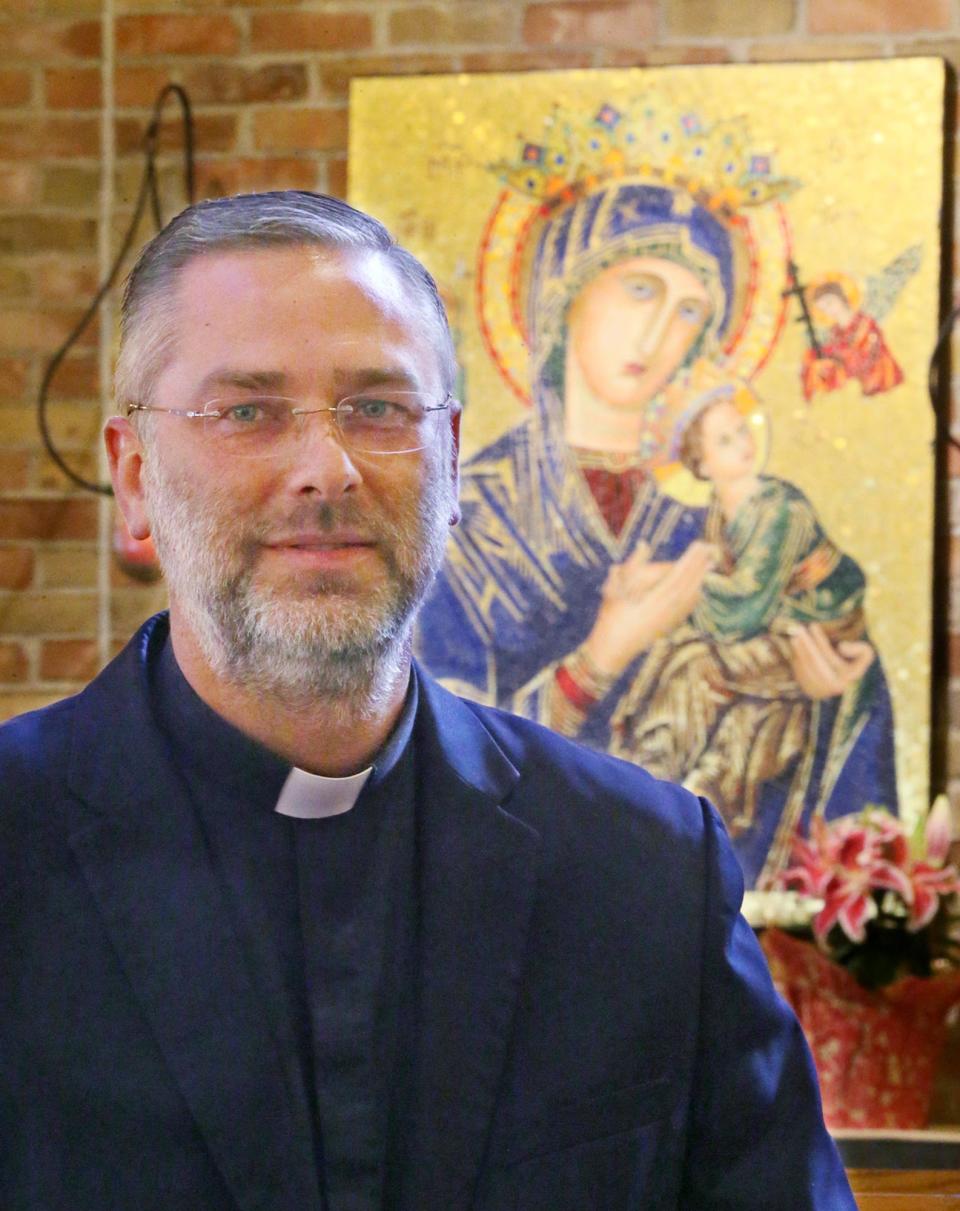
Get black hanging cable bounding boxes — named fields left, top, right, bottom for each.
left=36, top=83, right=195, bottom=495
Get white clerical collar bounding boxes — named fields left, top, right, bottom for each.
left=274, top=764, right=373, bottom=820
left=273, top=667, right=419, bottom=820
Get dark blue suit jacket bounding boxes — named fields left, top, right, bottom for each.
left=0, top=615, right=853, bottom=1210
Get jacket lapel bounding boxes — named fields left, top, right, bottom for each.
left=65, top=618, right=321, bottom=1211
left=403, top=669, right=541, bottom=1211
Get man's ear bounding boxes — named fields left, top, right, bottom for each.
left=104, top=416, right=152, bottom=540
left=448, top=406, right=462, bottom=527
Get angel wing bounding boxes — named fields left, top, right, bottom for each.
left=864, top=244, right=922, bottom=321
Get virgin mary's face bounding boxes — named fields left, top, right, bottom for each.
left=567, top=256, right=713, bottom=410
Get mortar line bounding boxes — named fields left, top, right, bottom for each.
left=96, top=0, right=116, bottom=674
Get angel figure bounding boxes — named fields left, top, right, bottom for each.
left=800, top=246, right=920, bottom=402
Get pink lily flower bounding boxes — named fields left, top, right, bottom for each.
left=813, top=858, right=914, bottom=944
left=906, top=861, right=960, bottom=931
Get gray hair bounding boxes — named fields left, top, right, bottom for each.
left=115, top=190, right=458, bottom=414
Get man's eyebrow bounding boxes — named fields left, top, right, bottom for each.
left=195, top=369, right=287, bottom=397
left=334, top=367, right=422, bottom=390
left=194, top=368, right=424, bottom=395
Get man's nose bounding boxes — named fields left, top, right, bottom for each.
left=281, top=410, right=362, bottom=499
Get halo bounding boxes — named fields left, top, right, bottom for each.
left=655, top=379, right=771, bottom=507
left=805, top=271, right=862, bottom=325
left=475, top=183, right=794, bottom=407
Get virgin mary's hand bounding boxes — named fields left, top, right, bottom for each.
left=789, top=623, right=876, bottom=699
left=581, top=541, right=716, bottom=678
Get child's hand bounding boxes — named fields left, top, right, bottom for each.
left=788, top=623, right=875, bottom=699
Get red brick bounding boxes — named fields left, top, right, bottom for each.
left=39, top=638, right=98, bottom=681
left=32, top=402, right=102, bottom=450
left=0, top=500, right=98, bottom=541
left=116, top=13, right=240, bottom=56
left=461, top=48, right=595, bottom=72
left=319, top=53, right=460, bottom=99
left=182, top=62, right=308, bottom=105
left=0, top=591, right=98, bottom=636
left=0, top=357, right=28, bottom=399
left=0, top=692, right=61, bottom=721
left=666, top=0, right=794, bottom=36
left=0, top=164, right=38, bottom=207
left=0, top=19, right=101, bottom=59
left=0, top=641, right=27, bottom=684
left=0, top=402, right=98, bottom=447
left=113, top=158, right=183, bottom=208
left=0, top=264, right=30, bottom=297
left=115, top=112, right=237, bottom=155
left=0, top=68, right=30, bottom=107
left=0, top=117, right=99, bottom=160
left=41, top=548, right=98, bottom=589
left=523, top=1, right=656, bottom=46
left=632, top=44, right=731, bottom=65
left=46, top=354, right=98, bottom=398
left=111, top=586, right=166, bottom=636
left=0, top=451, right=29, bottom=491
left=35, top=450, right=102, bottom=493
left=252, top=107, right=348, bottom=154
left=0, top=215, right=96, bottom=255
left=194, top=156, right=318, bottom=200
left=250, top=11, right=372, bottom=52
left=41, top=164, right=98, bottom=210
left=0, top=547, right=33, bottom=590
left=0, top=307, right=97, bottom=354
left=389, top=4, right=518, bottom=45
left=34, top=259, right=100, bottom=304
left=115, top=65, right=169, bottom=108
left=326, top=155, right=347, bottom=199
left=809, top=0, right=951, bottom=33
left=749, top=38, right=884, bottom=61
left=45, top=67, right=101, bottom=110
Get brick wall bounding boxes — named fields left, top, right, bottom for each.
left=0, top=0, right=957, bottom=795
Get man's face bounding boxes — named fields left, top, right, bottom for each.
left=127, top=245, right=458, bottom=703
left=568, top=256, right=713, bottom=410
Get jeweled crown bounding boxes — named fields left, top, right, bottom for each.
left=493, top=101, right=799, bottom=218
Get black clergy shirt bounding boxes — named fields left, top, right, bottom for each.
left=151, top=637, right=419, bottom=1211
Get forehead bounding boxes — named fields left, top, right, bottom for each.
left=165, top=245, right=438, bottom=388
left=701, top=399, right=742, bottom=435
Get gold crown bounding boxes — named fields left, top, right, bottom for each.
left=493, top=101, right=798, bottom=218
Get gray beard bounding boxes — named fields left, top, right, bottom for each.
left=141, top=450, right=452, bottom=717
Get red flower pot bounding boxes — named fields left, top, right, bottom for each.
left=761, top=928, right=960, bottom=1129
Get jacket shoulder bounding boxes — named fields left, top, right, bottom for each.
left=461, top=695, right=709, bottom=849
left=0, top=694, right=81, bottom=901
left=0, top=693, right=77, bottom=797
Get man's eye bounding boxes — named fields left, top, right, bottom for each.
left=218, top=399, right=289, bottom=426
left=356, top=398, right=391, bottom=418
left=348, top=397, right=412, bottom=424
left=226, top=403, right=262, bottom=423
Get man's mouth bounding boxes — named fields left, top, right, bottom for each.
left=264, top=532, right=378, bottom=566
left=623, top=362, right=649, bottom=376
left=269, top=529, right=374, bottom=548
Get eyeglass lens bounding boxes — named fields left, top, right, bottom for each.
left=200, top=392, right=443, bottom=455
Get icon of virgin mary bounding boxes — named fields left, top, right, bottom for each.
left=416, top=103, right=898, bottom=885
